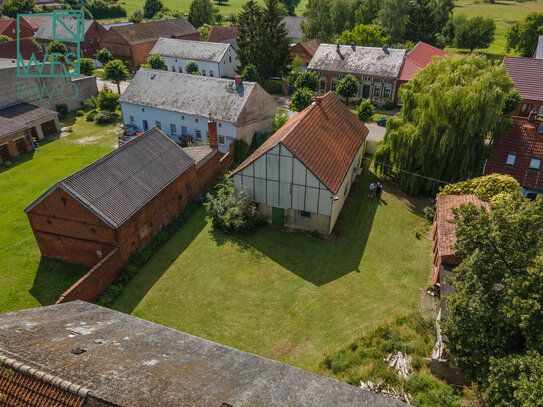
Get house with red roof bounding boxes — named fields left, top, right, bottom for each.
left=504, top=56, right=543, bottom=117
left=0, top=18, right=34, bottom=40
left=484, top=117, right=543, bottom=199
left=207, top=24, right=238, bottom=49
left=396, top=41, right=451, bottom=103
left=0, top=37, right=44, bottom=60
left=291, top=38, right=324, bottom=66
left=231, top=91, right=369, bottom=234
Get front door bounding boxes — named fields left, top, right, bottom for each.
left=15, top=138, right=27, bottom=154
left=272, top=207, right=284, bottom=226
left=29, top=126, right=39, bottom=141
left=0, top=144, right=10, bottom=162
left=142, top=120, right=149, bottom=131
left=362, top=85, right=370, bottom=99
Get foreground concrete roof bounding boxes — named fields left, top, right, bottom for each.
left=0, top=301, right=405, bottom=407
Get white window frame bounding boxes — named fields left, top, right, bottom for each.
left=170, top=123, right=177, bottom=135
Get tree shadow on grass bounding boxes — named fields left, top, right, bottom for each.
left=112, top=210, right=208, bottom=314
left=212, top=169, right=383, bottom=286
left=29, top=257, right=89, bottom=305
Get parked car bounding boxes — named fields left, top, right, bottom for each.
left=376, top=116, right=392, bottom=127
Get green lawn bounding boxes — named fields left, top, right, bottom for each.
left=448, top=0, right=543, bottom=58
left=110, top=169, right=432, bottom=372
left=0, top=115, right=119, bottom=313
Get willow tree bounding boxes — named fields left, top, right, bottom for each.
left=373, top=54, right=518, bottom=196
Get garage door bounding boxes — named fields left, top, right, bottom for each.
left=40, top=119, right=57, bottom=137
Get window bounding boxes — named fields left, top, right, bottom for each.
left=181, top=116, right=185, bottom=120
left=210, top=70, right=214, bottom=77
left=218, top=123, right=222, bottom=127
left=155, top=121, right=161, bottom=129
left=383, top=87, right=391, bottom=98
left=202, top=69, right=206, bottom=75
left=337, top=73, right=343, bottom=79
left=129, top=115, right=135, bottom=123
left=195, top=118, right=198, bottom=123
left=331, top=81, right=338, bottom=91
left=506, top=153, right=516, bottom=166
left=363, top=76, right=371, bottom=81
left=521, top=104, right=529, bottom=113
left=381, top=78, right=387, bottom=83
left=142, top=120, right=148, bottom=131
left=141, top=108, right=145, bottom=112
left=178, top=67, right=183, bottom=73
left=181, top=125, right=187, bottom=134
left=229, top=56, right=232, bottom=63
left=529, top=157, right=541, bottom=170
left=172, top=66, right=176, bottom=72
left=374, top=86, right=381, bottom=97
left=320, top=80, right=326, bottom=91
left=301, top=211, right=311, bottom=218
left=89, top=38, right=93, bottom=43
left=219, top=135, right=225, bottom=144
left=170, top=123, right=177, bottom=135
left=195, top=129, right=201, bottom=139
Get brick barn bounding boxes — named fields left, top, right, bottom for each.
left=24, top=127, right=225, bottom=267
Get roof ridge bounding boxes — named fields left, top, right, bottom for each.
left=0, top=354, right=90, bottom=399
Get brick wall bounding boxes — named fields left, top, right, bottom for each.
left=0, top=130, right=33, bottom=163
left=27, top=188, right=117, bottom=266
left=192, top=150, right=233, bottom=196
left=56, top=248, right=124, bottom=304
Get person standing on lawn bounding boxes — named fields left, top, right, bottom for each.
left=376, top=182, right=383, bottom=198
left=369, top=183, right=376, bottom=197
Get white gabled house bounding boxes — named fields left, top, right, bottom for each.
left=119, top=69, right=275, bottom=153
left=149, top=37, right=238, bottom=78
left=231, top=92, right=369, bottom=235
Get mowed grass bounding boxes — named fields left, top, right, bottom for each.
left=110, top=169, right=432, bottom=372
left=0, top=114, right=119, bottom=313
left=448, top=0, right=543, bottom=58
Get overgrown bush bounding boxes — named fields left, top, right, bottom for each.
left=83, top=95, right=98, bottom=110
left=75, top=110, right=85, bottom=117
left=423, top=205, right=436, bottom=222
left=438, top=173, right=522, bottom=201
left=85, top=0, right=127, bottom=19
left=3, top=161, right=13, bottom=168
left=233, top=139, right=251, bottom=166
left=274, top=107, right=289, bottom=131
left=251, top=132, right=270, bottom=149
left=261, top=79, right=284, bottom=95
left=97, top=90, right=120, bottom=111
left=95, top=111, right=119, bottom=124
left=86, top=110, right=97, bottom=122
left=204, top=179, right=260, bottom=234
left=55, top=103, right=68, bottom=116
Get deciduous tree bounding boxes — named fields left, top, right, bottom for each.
left=336, top=74, right=359, bottom=105
left=143, top=0, right=163, bottom=19
left=404, top=0, right=438, bottom=45
left=301, top=0, right=334, bottom=41
left=377, top=0, right=412, bottom=44
left=143, top=54, right=167, bottom=70
left=506, top=12, right=543, bottom=57
left=104, top=59, right=129, bottom=93
left=79, top=58, right=95, bottom=76
left=0, top=35, right=11, bottom=43
left=373, top=55, right=517, bottom=196
left=279, top=0, right=299, bottom=16
left=241, top=64, right=259, bottom=81
left=294, top=70, right=318, bottom=91
left=1, top=0, right=34, bottom=18
left=455, top=16, right=496, bottom=52
left=95, top=48, right=113, bottom=65
left=185, top=60, right=200, bottom=74
left=188, top=0, right=218, bottom=28
left=356, top=99, right=375, bottom=122
left=441, top=193, right=543, bottom=389
left=338, top=24, right=387, bottom=47
left=291, top=87, right=314, bottom=111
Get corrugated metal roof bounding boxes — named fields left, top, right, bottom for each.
left=150, top=37, right=229, bottom=62
left=484, top=117, right=543, bottom=191
left=119, top=68, right=258, bottom=124
left=308, top=44, right=406, bottom=78
left=504, top=56, right=543, bottom=102
left=25, top=128, right=195, bottom=228
left=232, top=92, right=368, bottom=194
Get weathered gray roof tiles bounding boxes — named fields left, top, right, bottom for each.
left=119, top=68, right=260, bottom=123
left=150, top=37, right=230, bottom=62
left=24, top=127, right=195, bottom=228
left=280, top=16, right=307, bottom=41
left=34, top=16, right=93, bottom=41
left=0, top=301, right=406, bottom=407
left=0, top=102, right=57, bottom=138
left=308, top=44, right=406, bottom=78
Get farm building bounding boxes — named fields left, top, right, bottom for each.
left=0, top=102, right=59, bottom=164
left=280, top=16, right=306, bottom=43
left=0, top=18, right=34, bottom=40
left=34, top=16, right=107, bottom=59
left=119, top=69, right=275, bottom=154
left=504, top=56, right=543, bottom=117
left=291, top=38, right=325, bottom=66
left=484, top=116, right=543, bottom=198
left=150, top=37, right=237, bottom=78
left=231, top=92, right=368, bottom=235
left=207, top=24, right=239, bottom=49
left=100, top=19, right=199, bottom=70
left=0, top=301, right=404, bottom=407
left=308, top=43, right=406, bottom=106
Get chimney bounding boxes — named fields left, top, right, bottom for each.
left=337, top=40, right=340, bottom=52
left=235, top=76, right=242, bottom=85
left=208, top=119, right=218, bottom=149
left=382, top=45, right=389, bottom=55
left=529, top=109, right=537, bottom=121
left=351, top=42, right=355, bottom=51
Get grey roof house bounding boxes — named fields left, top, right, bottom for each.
left=307, top=43, right=407, bottom=106
left=0, top=301, right=406, bottom=406
left=280, top=16, right=307, bottom=43
left=119, top=69, right=275, bottom=153
left=150, top=37, right=238, bottom=78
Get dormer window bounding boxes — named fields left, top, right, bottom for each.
left=506, top=153, right=516, bottom=166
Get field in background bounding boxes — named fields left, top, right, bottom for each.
left=0, top=114, right=119, bottom=313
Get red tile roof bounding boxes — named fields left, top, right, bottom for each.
left=0, top=357, right=87, bottom=407
left=399, top=41, right=451, bottom=81
left=436, top=194, right=489, bottom=264
left=232, top=91, right=368, bottom=193
left=0, top=19, right=16, bottom=37
left=0, top=37, right=43, bottom=60
left=21, top=16, right=48, bottom=30
left=296, top=38, right=325, bottom=56
left=504, top=57, right=543, bottom=102
left=484, top=117, right=543, bottom=191
left=207, top=25, right=238, bottom=43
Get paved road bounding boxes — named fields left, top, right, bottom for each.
left=366, top=123, right=386, bottom=143
left=96, top=77, right=130, bottom=94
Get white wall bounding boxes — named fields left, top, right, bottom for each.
left=161, top=46, right=237, bottom=78
left=233, top=142, right=334, bottom=216
left=120, top=102, right=237, bottom=153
